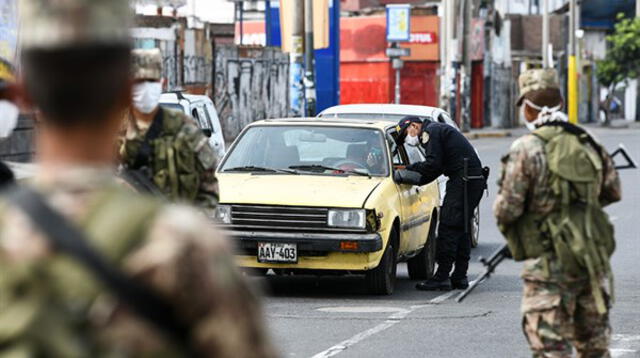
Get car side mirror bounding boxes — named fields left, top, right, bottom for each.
left=202, top=129, right=212, bottom=138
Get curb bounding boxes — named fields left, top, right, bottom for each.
left=464, top=131, right=512, bottom=139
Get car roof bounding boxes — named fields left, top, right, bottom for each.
left=318, top=104, right=444, bottom=117
left=252, top=117, right=395, bottom=130
left=159, top=92, right=210, bottom=104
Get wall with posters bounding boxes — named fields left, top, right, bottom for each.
left=340, top=15, right=440, bottom=106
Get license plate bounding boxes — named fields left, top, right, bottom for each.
left=257, top=242, right=298, bottom=263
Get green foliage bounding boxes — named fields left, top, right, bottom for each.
left=596, top=14, right=640, bottom=88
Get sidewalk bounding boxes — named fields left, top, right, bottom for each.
left=463, top=127, right=515, bottom=140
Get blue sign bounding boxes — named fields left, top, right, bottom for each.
left=386, top=4, right=411, bottom=42
left=266, top=0, right=340, bottom=114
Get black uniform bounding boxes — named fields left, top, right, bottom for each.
left=406, top=121, right=485, bottom=283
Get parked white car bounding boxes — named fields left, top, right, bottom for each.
left=160, top=92, right=226, bottom=158
left=318, top=104, right=481, bottom=247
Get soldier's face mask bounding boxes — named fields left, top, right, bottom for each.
left=132, top=81, right=162, bottom=114
left=522, top=99, right=564, bottom=131
left=0, top=100, right=19, bottom=138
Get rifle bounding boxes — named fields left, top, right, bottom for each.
left=457, top=145, right=636, bottom=303
left=118, top=167, right=167, bottom=199
left=456, top=244, right=510, bottom=303
left=611, top=144, right=637, bottom=170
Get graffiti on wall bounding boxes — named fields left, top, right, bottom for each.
left=214, top=46, right=290, bottom=141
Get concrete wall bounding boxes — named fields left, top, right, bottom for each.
left=214, top=46, right=289, bottom=141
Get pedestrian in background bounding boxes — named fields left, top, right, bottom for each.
left=119, top=48, right=219, bottom=212
left=494, top=68, right=621, bottom=357
left=394, top=116, right=486, bottom=291
left=0, top=0, right=275, bottom=356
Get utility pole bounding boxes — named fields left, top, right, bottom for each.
left=542, top=0, right=549, bottom=68
left=303, top=0, right=316, bottom=116
left=460, top=0, right=472, bottom=132
left=289, top=0, right=304, bottom=117
left=568, top=0, right=578, bottom=124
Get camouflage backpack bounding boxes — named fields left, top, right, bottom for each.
left=503, top=123, right=615, bottom=314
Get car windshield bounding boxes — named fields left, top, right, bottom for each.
left=221, top=125, right=389, bottom=176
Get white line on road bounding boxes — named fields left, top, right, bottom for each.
left=310, top=286, right=468, bottom=358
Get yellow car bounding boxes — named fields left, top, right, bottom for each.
left=215, top=118, right=440, bottom=294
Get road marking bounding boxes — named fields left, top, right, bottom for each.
left=310, top=290, right=456, bottom=358
left=317, top=306, right=409, bottom=314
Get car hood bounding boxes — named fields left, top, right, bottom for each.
left=218, top=173, right=384, bottom=208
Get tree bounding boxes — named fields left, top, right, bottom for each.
left=596, top=14, right=640, bottom=125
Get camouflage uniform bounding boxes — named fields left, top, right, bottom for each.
left=493, top=69, right=621, bottom=358
left=119, top=48, right=219, bottom=211
left=0, top=1, right=276, bottom=357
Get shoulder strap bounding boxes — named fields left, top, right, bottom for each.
left=3, top=186, right=195, bottom=356
left=132, top=109, right=165, bottom=169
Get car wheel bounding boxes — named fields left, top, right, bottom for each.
left=407, top=215, right=437, bottom=280
left=471, top=207, right=480, bottom=248
left=366, top=230, right=398, bottom=295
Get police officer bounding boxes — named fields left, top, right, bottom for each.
left=0, top=56, right=18, bottom=186
left=119, top=48, right=218, bottom=211
left=494, top=69, right=621, bottom=357
left=395, top=116, right=486, bottom=291
left=0, top=0, right=275, bottom=356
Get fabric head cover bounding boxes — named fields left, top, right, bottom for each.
left=517, top=68, right=561, bottom=106
left=132, top=48, right=163, bottom=81
left=19, top=0, right=132, bottom=50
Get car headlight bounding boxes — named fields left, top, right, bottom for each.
left=214, top=205, right=232, bottom=224
left=328, top=209, right=366, bottom=229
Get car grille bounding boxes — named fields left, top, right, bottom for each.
left=228, top=204, right=365, bottom=233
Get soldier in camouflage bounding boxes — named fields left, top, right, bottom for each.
left=119, top=48, right=218, bottom=212
left=494, top=69, right=621, bottom=358
left=0, top=0, right=275, bottom=356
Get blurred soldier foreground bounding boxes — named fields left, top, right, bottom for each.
left=0, top=0, right=275, bottom=357
left=494, top=69, right=621, bottom=358
left=119, top=48, right=218, bottom=212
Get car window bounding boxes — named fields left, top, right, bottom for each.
left=202, top=106, right=215, bottom=133
left=221, top=125, right=389, bottom=176
left=404, top=144, right=425, bottom=165
left=160, top=103, right=183, bottom=113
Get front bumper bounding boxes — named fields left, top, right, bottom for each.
left=226, top=230, right=383, bottom=253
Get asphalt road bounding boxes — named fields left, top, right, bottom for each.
left=250, top=124, right=640, bottom=358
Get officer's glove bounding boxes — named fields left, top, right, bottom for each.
left=393, top=169, right=423, bottom=185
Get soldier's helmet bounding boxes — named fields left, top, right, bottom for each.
left=516, top=68, right=562, bottom=107
left=132, top=48, right=163, bottom=81
left=19, top=0, right=132, bottom=50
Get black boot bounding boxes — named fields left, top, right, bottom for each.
left=450, top=277, right=469, bottom=290
left=415, top=277, right=452, bottom=291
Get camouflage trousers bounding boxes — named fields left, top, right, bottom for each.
left=521, top=279, right=611, bottom=358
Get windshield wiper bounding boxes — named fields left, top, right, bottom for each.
left=289, top=164, right=371, bottom=178
left=224, top=166, right=298, bottom=174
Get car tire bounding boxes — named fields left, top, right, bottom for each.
left=366, top=230, right=398, bottom=295
left=471, top=207, right=480, bottom=248
left=407, top=215, right=437, bottom=280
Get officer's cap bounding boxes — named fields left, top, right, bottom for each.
left=396, top=116, right=422, bottom=135
left=19, top=0, right=132, bottom=50
left=132, top=48, right=163, bottom=81
left=517, top=68, right=561, bottom=106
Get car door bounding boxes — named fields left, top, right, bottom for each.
left=403, top=144, right=436, bottom=251
left=202, top=100, right=226, bottom=157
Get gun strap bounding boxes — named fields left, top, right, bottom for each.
left=4, top=186, right=194, bottom=356
left=133, top=108, right=164, bottom=169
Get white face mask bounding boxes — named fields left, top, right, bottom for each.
left=132, top=81, right=162, bottom=114
left=0, top=100, right=19, bottom=138
left=405, top=134, right=419, bottom=146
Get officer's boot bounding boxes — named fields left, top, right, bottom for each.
left=451, top=262, right=469, bottom=290
left=415, top=265, right=452, bottom=291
